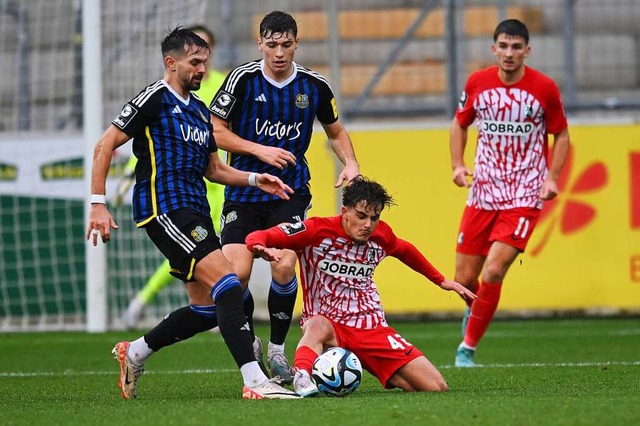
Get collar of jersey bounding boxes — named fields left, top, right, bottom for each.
left=161, top=80, right=191, bottom=106
left=260, top=60, right=298, bottom=89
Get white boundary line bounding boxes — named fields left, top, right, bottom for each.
left=2, top=361, right=639, bottom=377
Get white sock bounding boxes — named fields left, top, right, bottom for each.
left=460, top=342, right=476, bottom=351
left=127, top=337, right=153, bottom=365
left=267, top=342, right=285, bottom=355
left=240, top=361, right=269, bottom=387
left=252, top=337, right=262, bottom=353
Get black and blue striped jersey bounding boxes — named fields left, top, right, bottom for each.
left=209, top=60, right=338, bottom=203
left=112, top=80, right=216, bottom=226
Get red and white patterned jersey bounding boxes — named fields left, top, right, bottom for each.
left=456, top=65, right=568, bottom=210
left=246, top=216, right=445, bottom=330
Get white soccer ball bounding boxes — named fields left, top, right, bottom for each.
left=311, top=347, right=362, bottom=397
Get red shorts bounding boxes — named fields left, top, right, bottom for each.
left=456, top=206, right=541, bottom=256
left=329, top=319, right=424, bottom=389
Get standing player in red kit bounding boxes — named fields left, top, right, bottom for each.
left=450, top=19, right=570, bottom=367
left=246, top=177, right=477, bottom=396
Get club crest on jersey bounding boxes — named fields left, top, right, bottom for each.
left=524, top=104, right=533, bottom=119
left=211, top=90, right=236, bottom=119
left=458, top=91, right=468, bottom=111
left=225, top=210, right=238, bottom=224
left=367, top=248, right=379, bottom=263
left=191, top=225, right=208, bottom=242
left=113, top=104, right=138, bottom=129
left=295, top=93, right=309, bottom=109
left=279, top=222, right=306, bottom=236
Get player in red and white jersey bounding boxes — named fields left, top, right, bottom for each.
left=246, top=177, right=476, bottom=396
left=450, top=19, right=570, bottom=367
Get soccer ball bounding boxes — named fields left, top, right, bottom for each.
left=311, top=347, right=362, bottom=397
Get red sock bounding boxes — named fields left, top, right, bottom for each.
left=464, top=281, right=502, bottom=348
left=294, top=345, right=318, bottom=375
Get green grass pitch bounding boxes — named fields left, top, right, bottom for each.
left=1, top=318, right=638, bottom=425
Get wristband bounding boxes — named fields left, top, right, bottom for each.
left=248, top=172, right=258, bottom=187
left=90, top=194, right=107, bottom=204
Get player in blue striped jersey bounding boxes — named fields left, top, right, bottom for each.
left=86, top=26, right=299, bottom=400
left=210, top=11, right=360, bottom=384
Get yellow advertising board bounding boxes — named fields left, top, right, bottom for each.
left=305, top=123, right=640, bottom=315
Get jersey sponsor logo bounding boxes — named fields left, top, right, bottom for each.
left=295, top=93, right=309, bottom=109
left=113, top=104, right=138, bottom=129
left=481, top=120, right=534, bottom=136
left=179, top=124, right=210, bottom=146
left=458, top=90, right=468, bottom=111
left=190, top=225, right=208, bottom=242
left=279, top=221, right=306, bottom=236
left=211, top=90, right=236, bottom=119
left=318, top=259, right=375, bottom=279
left=255, top=118, right=302, bottom=141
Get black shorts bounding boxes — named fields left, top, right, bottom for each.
left=144, top=208, right=221, bottom=282
left=220, top=194, right=312, bottom=245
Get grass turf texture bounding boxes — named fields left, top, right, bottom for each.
left=1, top=318, right=638, bottom=425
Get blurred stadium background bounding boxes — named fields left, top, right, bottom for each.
left=0, top=0, right=638, bottom=332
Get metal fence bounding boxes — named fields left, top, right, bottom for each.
left=0, top=0, right=638, bottom=132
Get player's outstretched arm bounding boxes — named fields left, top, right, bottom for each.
left=249, top=243, right=281, bottom=262
left=439, top=278, right=478, bottom=302
left=211, top=116, right=296, bottom=170
left=205, top=154, right=293, bottom=199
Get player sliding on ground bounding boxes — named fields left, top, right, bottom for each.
left=246, top=176, right=476, bottom=397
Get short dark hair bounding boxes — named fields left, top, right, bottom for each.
left=259, top=10, right=298, bottom=39
left=161, top=26, right=209, bottom=59
left=188, top=24, right=216, bottom=48
left=493, top=19, right=529, bottom=44
left=342, top=176, right=395, bottom=212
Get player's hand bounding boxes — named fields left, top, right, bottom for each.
left=252, top=244, right=281, bottom=262
left=86, top=204, right=119, bottom=246
left=334, top=164, right=360, bottom=188
left=539, top=178, right=559, bottom=201
left=452, top=165, right=473, bottom=188
left=439, top=279, right=478, bottom=301
left=256, top=173, right=294, bottom=200
left=255, top=145, right=297, bottom=170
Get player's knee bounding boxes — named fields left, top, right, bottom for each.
left=302, top=316, right=333, bottom=340
left=270, top=253, right=297, bottom=280
left=416, top=375, right=448, bottom=392
left=483, top=263, right=507, bottom=283
left=431, top=376, right=448, bottom=392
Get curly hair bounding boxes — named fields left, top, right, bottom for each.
left=342, top=176, right=395, bottom=212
